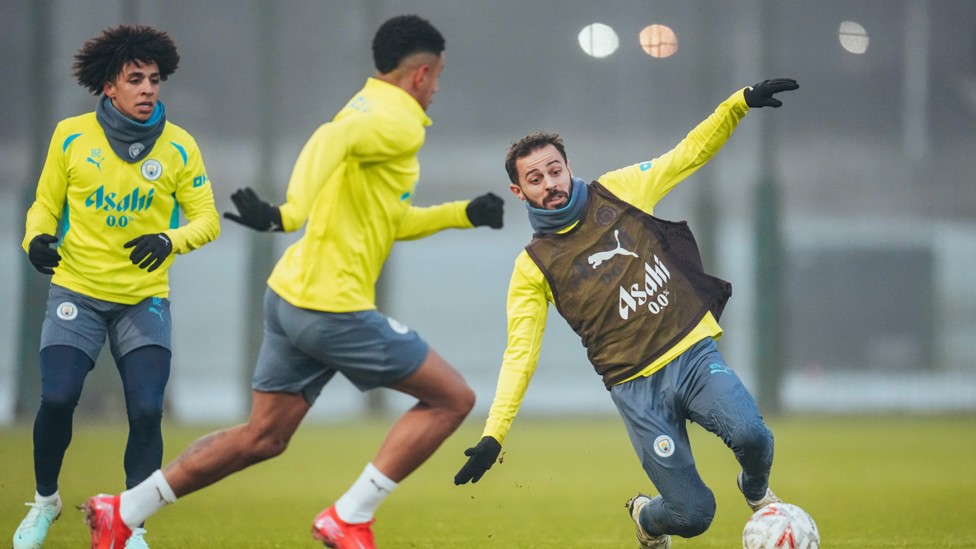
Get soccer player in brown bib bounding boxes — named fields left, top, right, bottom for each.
left=455, top=78, right=798, bottom=548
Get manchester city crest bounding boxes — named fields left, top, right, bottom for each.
left=56, top=302, right=78, bottom=321
left=653, top=435, right=675, bottom=458
left=141, top=159, right=163, bottom=181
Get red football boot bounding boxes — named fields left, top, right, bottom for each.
left=80, top=494, right=132, bottom=549
left=311, top=505, right=376, bottom=549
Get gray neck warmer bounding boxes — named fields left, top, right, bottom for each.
left=95, top=95, right=166, bottom=163
left=525, top=177, right=590, bottom=234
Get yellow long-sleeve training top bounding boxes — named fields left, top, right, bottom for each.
left=23, top=113, right=219, bottom=304
left=267, top=77, right=474, bottom=312
left=483, top=89, right=751, bottom=443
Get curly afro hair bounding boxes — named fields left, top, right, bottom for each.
left=73, top=25, right=180, bottom=95
left=372, top=15, right=444, bottom=74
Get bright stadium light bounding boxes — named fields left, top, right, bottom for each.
left=639, top=24, right=678, bottom=58
left=838, top=20, right=869, bottom=54
left=578, top=23, right=619, bottom=58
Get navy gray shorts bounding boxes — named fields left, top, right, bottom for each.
left=610, top=337, right=765, bottom=473
left=252, top=288, right=430, bottom=404
left=609, top=337, right=775, bottom=525
left=40, top=284, right=171, bottom=362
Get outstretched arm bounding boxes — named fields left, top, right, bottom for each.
left=600, top=77, right=798, bottom=211
left=455, top=253, right=550, bottom=485
left=396, top=192, right=504, bottom=240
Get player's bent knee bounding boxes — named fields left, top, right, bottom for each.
left=429, top=385, right=474, bottom=430
left=453, top=384, right=476, bottom=417
left=670, top=503, right=715, bottom=538
left=672, top=513, right=714, bottom=538
left=245, top=433, right=292, bottom=463
left=667, top=487, right=715, bottom=538
left=247, top=440, right=287, bottom=463
left=735, top=423, right=774, bottom=457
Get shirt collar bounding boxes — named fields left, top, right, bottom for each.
left=364, top=77, right=432, bottom=127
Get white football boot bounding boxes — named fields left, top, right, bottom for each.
left=125, top=527, right=150, bottom=548
left=626, top=494, right=672, bottom=549
left=12, top=493, right=62, bottom=549
left=738, top=472, right=782, bottom=512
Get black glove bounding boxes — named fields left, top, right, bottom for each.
left=743, top=78, right=799, bottom=108
left=466, top=192, right=504, bottom=229
left=223, top=187, right=283, bottom=232
left=454, top=436, right=502, bottom=485
left=28, top=234, right=61, bottom=275
left=124, top=233, right=173, bottom=272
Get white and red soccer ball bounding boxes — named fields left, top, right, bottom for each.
left=742, top=502, right=820, bottom=549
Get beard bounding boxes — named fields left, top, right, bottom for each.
left=539, top=189, right=569, bottom=210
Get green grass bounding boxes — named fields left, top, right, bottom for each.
left=2, top=415, right=975, bottom=547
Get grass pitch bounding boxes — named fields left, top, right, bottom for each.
left=2, top=414, right=974, bottom=547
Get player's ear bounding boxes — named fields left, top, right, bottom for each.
left=412, top=63, right=431, bottom=90
left=509, top=182, right=525, bottom=200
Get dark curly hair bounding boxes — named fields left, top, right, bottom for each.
left=372, top=15, right=445, bottom=74
left=72, top=25, right=180, bottom=95
left=504, top=132, right=568, bottom=184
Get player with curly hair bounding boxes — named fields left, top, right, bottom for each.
left=14, top=24, right=219, bottom=549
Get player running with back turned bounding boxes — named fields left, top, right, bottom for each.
left=83, top=14, right=503, bottom=549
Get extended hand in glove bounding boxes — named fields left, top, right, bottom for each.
left=28, top=234, right=61, bottom=275
left=466, top=192, right=504, bottom=229
left=124, top=233, right=172, bottom=272
left=223, top=187, right=283, bottom=232
left=454, top=436, right=502, bottom=485
left=743, top=78, right=799, bottom=108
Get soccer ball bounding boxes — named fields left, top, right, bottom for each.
left=742, top=502, right=820, bottom=549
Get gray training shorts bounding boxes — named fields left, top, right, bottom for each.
left=252, top=288, right=429, bottom=404
left=40, top=284, right=172, bottom=362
